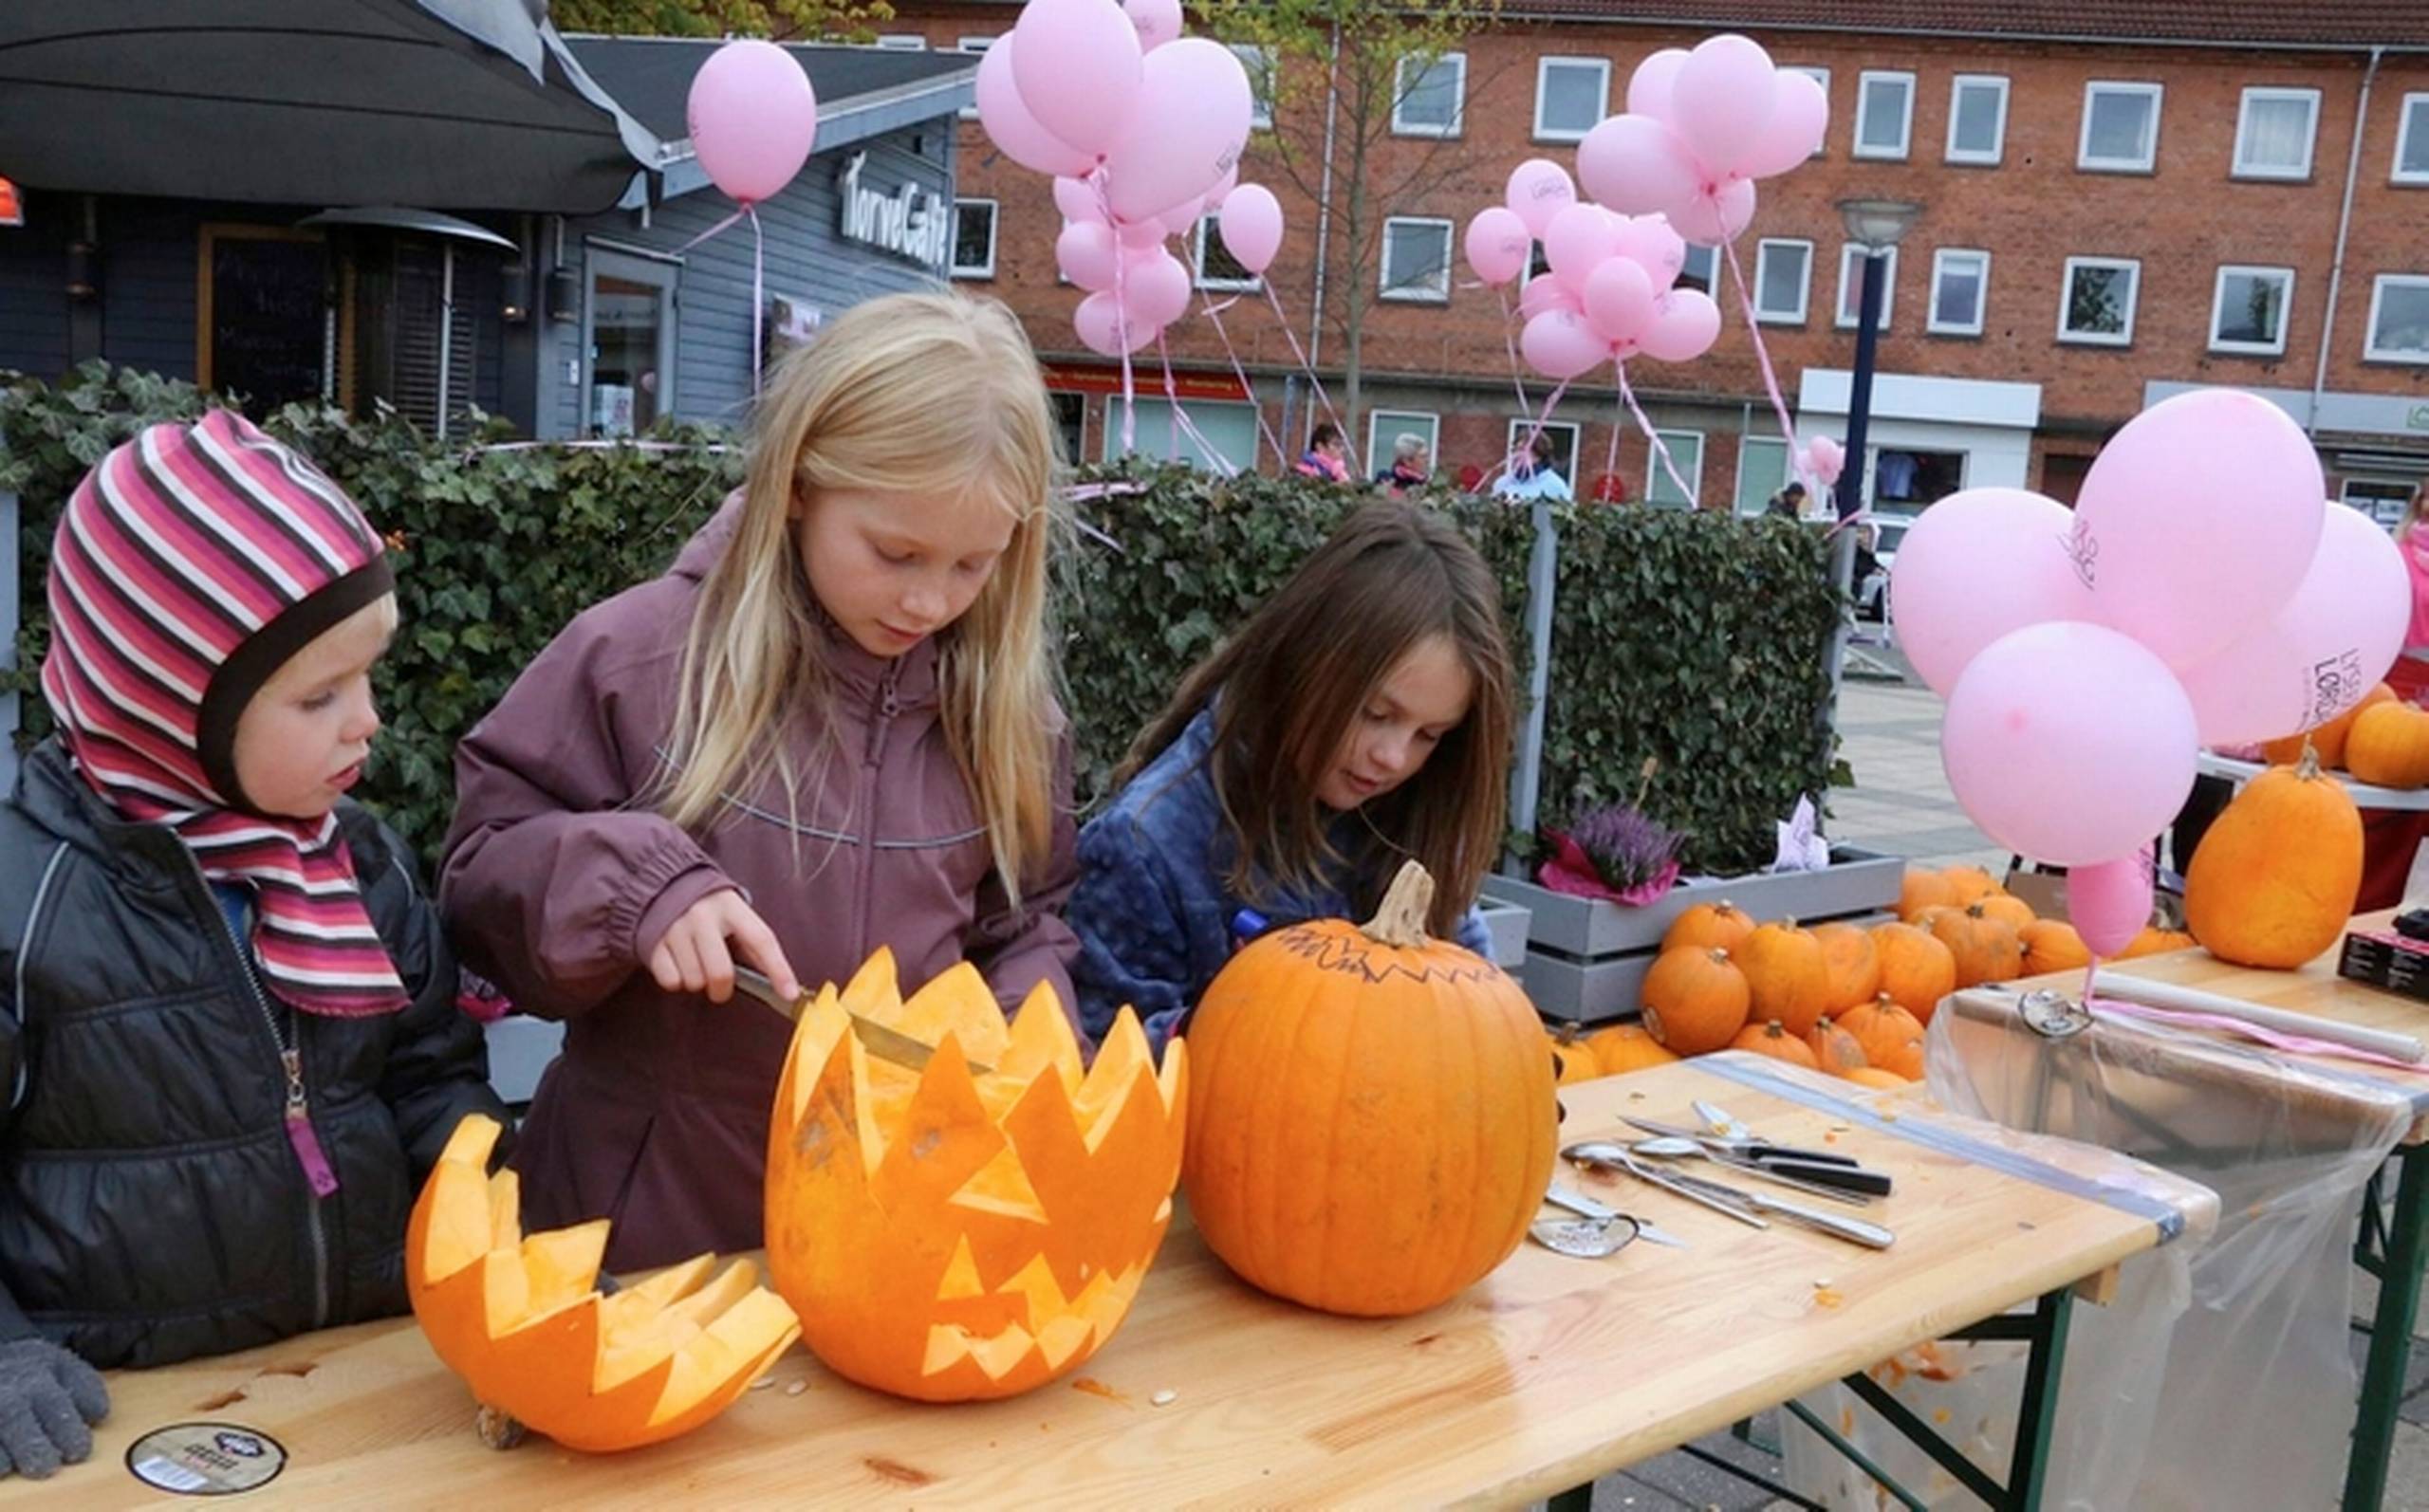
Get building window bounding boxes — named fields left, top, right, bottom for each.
left=1752, top=239, right=1812, bottom=323
left=950, top=199, right=997, bottom=280
left=1050, top=392, right=1085, bottom=463
left=1505, top=418, right=1581, bottom=482
left=1367, top=410, right=1440, bottom=478
left=1876, top=448, right=1966, bottom=508
left=2365, top=275, right=2429, bottom=363
left=2345, top=479, right=2416, bottom=529
left=874, top=34, right=925, bottom=50
left=2060, top=256, right=2141, bottom=345
left=1534, top=57, right=1610, bottom=142
left=956, top=36, right=994, bottom=120
left=1946, top=75, right=2010, bottom=165
left=2209, top=265, right=2294, bottom=356
left=583, top=249, right=677, bottom=437
left=1678, top=244, right=1718, bottom=296
left=2079, top=82, right=2162, bottom=173
left=1379, top=217, right=1455, bottom=303
left=1855, top=71, right=1915, bottom=160
left=1230, top=44, right=1276, bottom=130
left=1928, top=249, right=1990, bottom=337
left=1393, top=52, right=1465, bottom=137
left=2234, top=87, right=2320, bottom=179
left=1786, top=67, right=1829, bottom=156
left=1645, top=431, right=1706, bottom=509
left=1735, top=435, right=1793, bottom=514
left=1102, top=398, right=1261, bottom=471
left=2394, top=94, right=2429, bottom=184
left=1836, top=244, right=1898, bottom=330
left=1194, top=214, right=1259, bottom=291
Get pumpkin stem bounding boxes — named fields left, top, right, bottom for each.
left=1362, top=860, right=1437, bottom=948
left=2296, top=738, right=2322, bottom=781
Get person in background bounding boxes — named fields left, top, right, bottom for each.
left=2394, top=482, right=2429, bottom=702
left=1292, top=422, right=1352, bottom=484
left=1493, top=431, right=1573, bottom=503
left=1374, top=433, right=1432, bottom=496
left=1765, top=480, right=1808, bottom=520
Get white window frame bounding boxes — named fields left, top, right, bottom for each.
left=1752, top=238, right=1813, bottom=324
left=1533, top=56, right=1611, bottom=143
left=949, top=197, right=997, bottom=280
left=2364, top=274, right=2429, bottom=364
left=873, top=34, right=925, bottom=50
left=2078, top=82, right=2163, bottom=173
left=1192, top=214, right=1261, bottom=293
left=1786, top=67, right=1830, bottom=157
left=1230, top=43, right=1276, bottom=130
left=2234, top=87, right=2321, bottom=180
left=1505, top=417, right=1581, bottom=473
left=1928, top=249, right=1991, bottom=337
left=956, top=36, right=994, bottom=120
left=1835, top=244, right=1899, bottom=331
left=2208, top=264, right=2295, bottom=357
left=1392, top=51, right=1466, bottom=138
left=1644, top=430, right=1706, bottom=509
left=2392, top=93, right=2429, bottom=185
left=1367, top=410, right=1441, bottom=474
left=1378, top=216, right=1456, bottom=304
left=1854, top=70, right=1916, bottom=161
left=2058, top=256, right=2142, bottom=346
left=1735, top=434, right=1794, bottom=515
left=1945, top=74, right=2010, bottom=166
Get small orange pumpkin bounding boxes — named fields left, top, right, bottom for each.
left=1584, top=1023, right=1679, bottom=1075
left=2019, top=919, right=2092, bottom=975
left=2346, top=700, right=2429, bottom=789
left=1876, top=1037, right=1927, bottom=1081
left=1731, top=1019, right=1820, bottom=1069
left=2118, top=927, right=2197, bottom=960
left=1736, top=921, right=1833, bottom=1037
left=1662, top=899, right=1756, bottom=954
left=1640, top=946, right=1752, bottom=1056
left=1974, top=894, right=2036, bottom=932
left=1547, top=1025, right=1602, bottom=1086
left=1940, top=866, right=2003, bottom=907
left=2262, top=683, right=2394, bottom=769
left=2184, top=744, right=2364, bottom=968
left=1930, top=902, right=2026, bottom=989
left=1806, top=1015, right=1870, bottom=1076
left=1811, top=922, right=1883, bottom=1010
left=1840, top=995, right=1927, bottom=1067
left=1899, top=868, right=1956, bottom=923
left=1871, top=923, right=1958, bottom=1021
left=1844, top=1067, right=1911, bottom=1091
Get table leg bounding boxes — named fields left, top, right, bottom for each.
left=2346, top=1148, right=2429, bottom=1512
left=1835, top=1287, right=2073, bottom=1511
left=1545, top=1484, right=1593, bottom=1512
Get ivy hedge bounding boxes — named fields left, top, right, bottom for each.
left=3, top=363, right=1843, bottom=876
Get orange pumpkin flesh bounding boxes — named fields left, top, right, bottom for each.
left=1184, top=862, right=1554, bottom=1318
left=1736, top=922, right=1832, bottom=1038
left=764, top=949, right=1186, bottom=1402
left=1641, top=946, right=1752, bottom=1055
left=2184, top=746, right=2364, bottom=969
left=1585, top=1023, right=1679, bottom=1074
left=407, top=1116, right=799, bottom=1452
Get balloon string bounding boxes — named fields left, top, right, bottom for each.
left=1721, top=237, right=1812, bottom=498
left=1155, top=331, right=1241, bottom=477
left=1618, top=363, right=1697, bottom=508
left=1481, top=378, right=1571, bottom=494
left=1495, top=286, right=1536, bottom=480
left=1606, top=377, right=1622, bottom=483
left=675, top=207, right=747, bottom=253
left=1085, top=175, right=1140, bottom=458
left=1185, top=244, right=1289, bottom=468
left=1261, top=283, right=1357, bottom=477
left=748, top=207, right=764, bottom=399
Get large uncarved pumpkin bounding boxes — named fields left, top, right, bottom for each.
left=407, top=1116, right=799, bottom=1452
left=2184, top=747, right=2364, bottom=968
left=1736, top=922, right=1832, bottom=1037
left=1184, top=862, right=1554, bottom=1318
left=1641, top=945, right=1752, bottom=1055
left=764, top=950, right=1185, bottom=1402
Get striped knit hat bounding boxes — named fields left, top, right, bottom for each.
left=42, top=411, right=408, bottom=1018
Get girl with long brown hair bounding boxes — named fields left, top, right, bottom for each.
left=1066, top=501, right=1514, bottom=1046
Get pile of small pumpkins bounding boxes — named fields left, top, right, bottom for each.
left=2260, top=682, right=2429, bottom=790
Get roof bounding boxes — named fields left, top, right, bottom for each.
left=563, top=37, right=979, bottom=147
left=1499, top=2, right=2429, bottom=48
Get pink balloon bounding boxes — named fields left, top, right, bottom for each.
left=1941, top=621, right=2200, bottom=868
left=1736, top=69, right=1829, bottom=179
left=1890, top=488, right=2098, bottom=696
left=686, top=41, right=819, bottom=206
left=1637, top=288, right=1721, bottom=362
left=1054, top=175, right=1107, bottom=223
left=2075, top=389, right=2328, bottom=668
left=1543, top=203, right=1622, bottom=283
left=1218, top=183, right=1284, bottom=275
left=1664, top=178, right=1757, bottom=245
left=1122, top=0, right=1183, bottom=51
left=2176, top=502, right=2410, bottom=745
left=1518, top=276, right=1582, bottom=321
left=1804, top=434, right=1845, bottom=485
left=1013, top=0, right=1143, bottom=157
left=1627, top=48, right=1690, bottom=120
left=1521, top=308, right=1611, bottom=381
left=978, top=37, right=1096, bottom=177
left=1505, top=158, right=1578, bottom=239
left=1611, top=215, right=1686, bottom=291
left=1057, top=220, right=1121, bottom=292
left=1102, top=39, right=1252, bottom=221
left=1464, top=207, right=1531, bottom=286
left=1577, top=115, right=1703, bottom=217
left=2069, top=848, right=2156, bottom=959
left=1074, top=291, right=1158, bottom=357
left=1118, top=247, right=1192, bottom=325
left=1202, top=163, right=1240, bottom=210
left=1670, top=35, right=1777, bottom=177
left=1116, top=216, right=1168, bottom=248
left=1584, top=257, right=1658, bottom=343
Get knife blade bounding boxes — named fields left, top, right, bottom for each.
left=732, top=968, right=993, bottom=1075
left=1622, top=1116, right=1866, bottom=1168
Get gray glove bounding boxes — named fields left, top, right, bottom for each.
left=0, top=1338, right=107, bottom=1479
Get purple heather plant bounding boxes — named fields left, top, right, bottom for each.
left=1566, top=803, right=1684, bottom=892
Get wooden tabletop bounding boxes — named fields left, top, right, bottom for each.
left=9, top=1059, right=2202, bottom=1511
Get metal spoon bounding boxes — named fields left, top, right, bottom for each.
left=1562, top=1141, right=1769, bottom=1229
left=1546, top=1184, right=1687, bottom=1248
left=1629, top=1136, right=1881, bottom=1208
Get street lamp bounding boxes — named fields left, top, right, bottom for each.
left=1831, top=197, right=1922, bottom=522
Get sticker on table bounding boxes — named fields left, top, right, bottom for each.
left=124, top=1423, right=287, bottom=1496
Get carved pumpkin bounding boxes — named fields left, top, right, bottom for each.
left=2020, top=919, right=2092, bottom=975
left=1640, top=945, right=1752, bottom=1055
left=1811, top=922, right=1883, bottom=1010
left=1844, top=1067, right=1911, bottom=1092
left=1899, top=868, right=1955, bottom=923
left=407, top=1116, right=799, bottom=1451
left=1662, top=899, right=1755, bottom=954
left=1930, top=902, right=2025, bottom=989
left=1547, top=1024, right=1601, bottom=1086
left=1585, top=1023, right=1680, bottom=1074
left=2184, top=746, right=2364, bottom=968
left=1806, top=1015, right=1870, bottom=1076
left=2346, top=701, right=2429, bottom=789
left=1870, top=923, right=1958, bottom=1022
left=2119, top=927, right=2197, bottom=960
left=1184, top=862, right=1554, bottom=1318
left=1840, top=995, right=1927, bottom=1069
left=1731, top=1019, right=1820, bottom=1069
left=764, top=950, right=1185, bottom=1402
left=2262, top=683, right=2393, bottom=769
left=1736, top=921, right=1832, bottom=1037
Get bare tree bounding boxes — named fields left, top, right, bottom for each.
left=553, top=0, right=892, bottom=41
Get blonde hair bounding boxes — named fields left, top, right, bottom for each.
left=660, top=290, right=1064, bottom=900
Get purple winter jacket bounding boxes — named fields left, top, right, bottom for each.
left=439, top=502, right=1080, bottom=1270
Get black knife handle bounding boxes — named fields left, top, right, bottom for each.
left=1761, top=1158, right=1894, bottom=1196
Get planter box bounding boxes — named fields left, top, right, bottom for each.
left=1484, top=847, right=1906, bottom=1024
left=1478, top=899, right=1531, bottom=971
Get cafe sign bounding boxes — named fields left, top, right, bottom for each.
left=836, top=152, right=949, bottom=270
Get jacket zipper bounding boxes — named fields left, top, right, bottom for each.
left=195, top=861, right=336, bottom=1330
left=852, top=661, right=902, bottom=960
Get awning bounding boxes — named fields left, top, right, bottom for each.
left=0, top=0, right=662, bottom=213
left=297, top=206, right=520, bottom=252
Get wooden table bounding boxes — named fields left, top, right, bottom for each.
left=4, top=1058, right=2205, bottom=1511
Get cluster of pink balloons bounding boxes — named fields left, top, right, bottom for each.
left=974, top=0, right=1277, bottom=358
left=1896, top=389, right=2407, bottom=907
left=1575, top=35, right=1827, bottom=249
left=687, top=40, right=821, bottom=206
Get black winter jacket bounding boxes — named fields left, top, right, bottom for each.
left=0, top=741, right=508, bottom=1369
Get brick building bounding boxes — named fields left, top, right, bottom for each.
left=889, top=2, right=2429, bottom=520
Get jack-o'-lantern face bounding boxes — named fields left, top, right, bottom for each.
left=764, top=950, right=1187, bottom=1402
